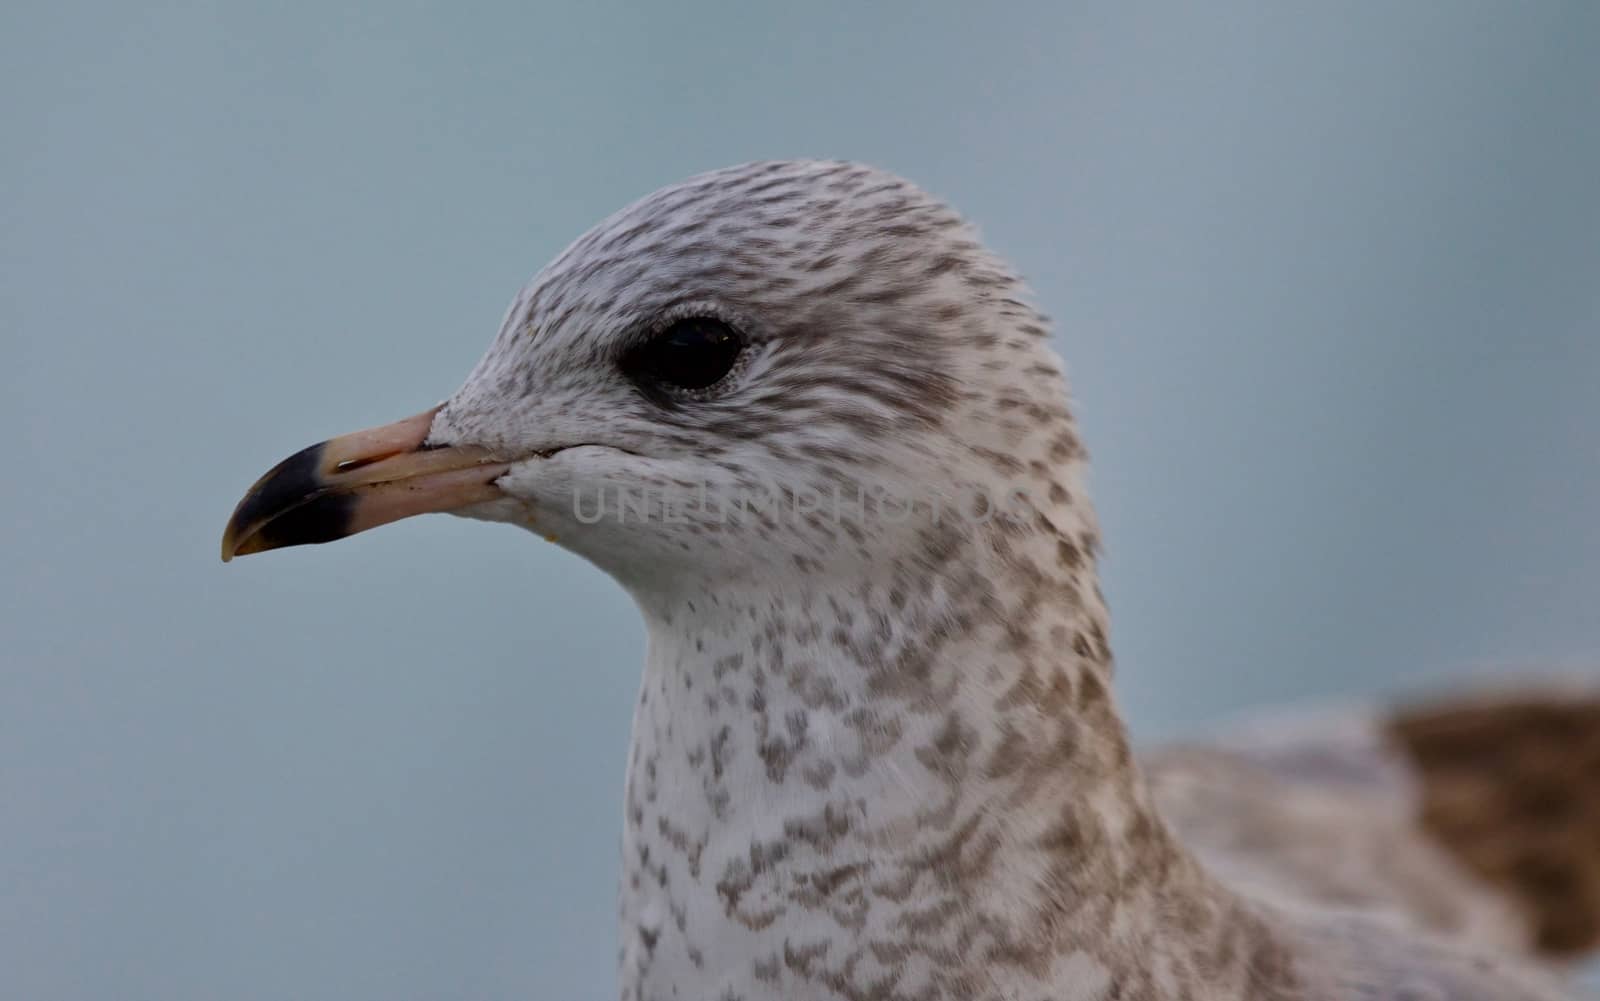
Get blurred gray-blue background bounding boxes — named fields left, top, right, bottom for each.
left=4, top=2, right=1598, bottom=998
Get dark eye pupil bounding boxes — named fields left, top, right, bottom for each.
left=624, top=318, right=744, bottom=391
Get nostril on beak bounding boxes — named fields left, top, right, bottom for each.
left=334, top=453, right=399, bottom=474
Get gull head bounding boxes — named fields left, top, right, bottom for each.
left=222, top=161, right=1084, bottom=601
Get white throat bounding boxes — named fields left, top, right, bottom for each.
left=614, top=512, right=1273, bottom=1000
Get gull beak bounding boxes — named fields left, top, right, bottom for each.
left=220, top=405, right=511, bottom=562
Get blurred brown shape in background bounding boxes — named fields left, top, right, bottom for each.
left=1390, top=693, right=1600, bottom=958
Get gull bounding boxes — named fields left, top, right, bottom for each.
left=222, top=161, right=1599, bottom=1000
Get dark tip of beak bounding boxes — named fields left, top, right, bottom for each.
left=228, top=441, right=328, bottom=540
left=238, top=490, right=359, bottom=556
left=222, top=406, right=509, bottom=562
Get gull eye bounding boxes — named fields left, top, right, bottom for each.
left=622, top=317, right=745, bottom=392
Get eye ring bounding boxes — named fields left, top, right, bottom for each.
left=620, top=316, right=747, bottom=395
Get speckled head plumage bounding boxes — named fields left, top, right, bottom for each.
left=425, top=160, right=1088, bottom=597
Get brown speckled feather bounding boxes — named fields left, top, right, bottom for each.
left=1147, top=686, right=1600, bottom=996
